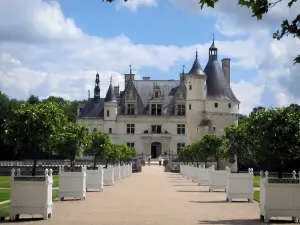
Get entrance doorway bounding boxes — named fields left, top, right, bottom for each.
left=151, top=142, right=162, bottom=158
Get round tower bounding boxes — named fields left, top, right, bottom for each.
left=104, top=76, right=117, bottom=121
left=185, top=50, right=207, bottom=144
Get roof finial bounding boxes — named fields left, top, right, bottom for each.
left=129, top=64, right=132, bottom=74
left=212, top=32, right=215, bottom=44
left=110, top=74, right=112, bottom=85
left=97, top=68, right=98, bottom=74
left=196, top=49, right=198, bottom=59
left=182, top=65, right=185, bottom=74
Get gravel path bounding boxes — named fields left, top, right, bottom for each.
left=7, top=166, right=291, bottom=225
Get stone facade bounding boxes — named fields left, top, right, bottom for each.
left=77, top=40, right=240, bottom=164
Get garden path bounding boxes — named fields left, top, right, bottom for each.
left=8, top=166, right=288, bottom=225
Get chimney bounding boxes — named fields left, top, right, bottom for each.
left=143, top=77, right=150, bottom=81
left=114, top=86, right=119, bottom=97
left=221, top=58, right=231, bottom=83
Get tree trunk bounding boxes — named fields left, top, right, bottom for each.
left=31, top=147, right=38, bottom=176
left=70, top=157, right=75, bottom=172
left=205, top=161, right=207, bottom=168
left=236, top=157, right=240, bottom=173
left=278, top=160, right=283, bottom=178
left=105, top=160, right=108, bottom=168
left=32, top=158, right=37, bottom=176
left=216, top=159, right=220, bottom=170
left=93, top=157, right=97, bottom=170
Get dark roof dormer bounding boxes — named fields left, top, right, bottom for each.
left=104, top=76, right=117, bottom=103
left=188, top=50, right=206, bottom=76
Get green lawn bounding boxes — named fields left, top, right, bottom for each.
left=0, top=190, right=10, bottom=202
left=0, top=190, right=59, bottom=218
left=0, top=176, right=59, bottom=189
left=253, top=176, right=260, bottom=187
left=254, top=190, right=260, bottom=202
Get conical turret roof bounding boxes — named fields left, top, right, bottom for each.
left=188, top=51, right=206, bottom=76
left=104, top=77, right=117, bottom=102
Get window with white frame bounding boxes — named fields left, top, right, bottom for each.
left=177, top=143, right=185, bottom=154
left=127, top=104, right=135, bottom=115
left=127, top=142, right=134, bottom=148
left=151, top=104, right=162, bottom=115
left=177, top=124, right=185, bottom=134
left=177, top=104, right=186, bottom=116
left=127, top=124, right=135, bottom=134
left=151, top=125, right=162, bottom=134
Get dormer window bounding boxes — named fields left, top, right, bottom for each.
left=155, top=91, right=159, bottom=98
left=127, top=104, right=135, bottom=115
left=151, top=104, right=162, bottom=115
left=214, top=103, right=218, bottom=108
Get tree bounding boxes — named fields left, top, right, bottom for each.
left=223, top=124, right=253, bottom=172
left=247, top=106, right=300, bottom=177
left=27, top=95, right=40, bottom=105
left=4, top=102, right=68, bottom=175
left=56, top=123, right=88, bottom=171
left=199, top=0, right=300, bottom=64
left=199, top=134, right=224, bottom=170
left=84, top=132, right=110, bottom=169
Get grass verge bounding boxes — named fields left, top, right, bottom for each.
left=253, top=176, right=260, bottom=187
left=0, top=176, right=59, bottom=188
left=254, top=190, right=260, bottom=202
left=0, top=190, right=59, bottom=218
left=0, top=189, right=10, bottom=202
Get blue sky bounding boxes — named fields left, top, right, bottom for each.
left=0, top=0, right=299, bottom=114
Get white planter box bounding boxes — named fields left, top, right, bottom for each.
left=86, top=167, right=103, bottom=191
left=114, top=165, right=121, bottom=181
left=10, top=168, right=53, bottom=220
left=197, top=166, right=209, bottom=186
left=260, top=171, right=300, bottom=223
left=226, top=168, right=254, bottom=202
left=120, top=165, right=125, bottom=179
left=103, top=167, right=114, bottom=186
left=209, top=166, right=229, bottom=192
left=126, top=164, right=130, bottom=176
left=58, top=166, right=86, bottom=200
left=191, top=166, right=198, bottom=182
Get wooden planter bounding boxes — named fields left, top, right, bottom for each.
left=86, top=167, right=104, bottom=192
left=226, top=168, right=254, bottom=202
left=197, top=165, right=209, bottom=186
left=114, top=164, right=121, bottom=181
left=103, top=166, right=114, bottom=186
left=260, top=171, right=300, bottom=223
left=10, top=168, right=53, bottom=220
left=208, top=166, right=229, bottom=192
left=58, top=166, right=86, bottom=200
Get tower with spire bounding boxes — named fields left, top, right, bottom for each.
left=185, top=49, right=207, bottom=143
left=104, top=75, right=117, bottom=122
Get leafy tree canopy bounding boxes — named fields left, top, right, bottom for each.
left=4, top=102, right=68, bottom=175
left=55, top=123, right=88, bottom=170
left=84, top=131, right=111, bottom=169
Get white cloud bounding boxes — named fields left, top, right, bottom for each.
left=231, top=80, right=265, bottom=115
left=170, top=0, right=300, bottom=108
left=0, top=54, right=21, bottom=65
left=116, top=0, right=157, bottom=11
left=0, top=0, right=299, bottom=115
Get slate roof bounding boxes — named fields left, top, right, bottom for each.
left=78, top=98, right=104, bottom=118
left=104, top=84, right=117, bottom=102
left=188, top=52, right=206, bottom=76
left=204, top=58, right=239, bottom=102
left=78, top=42, right=239, bottom=118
